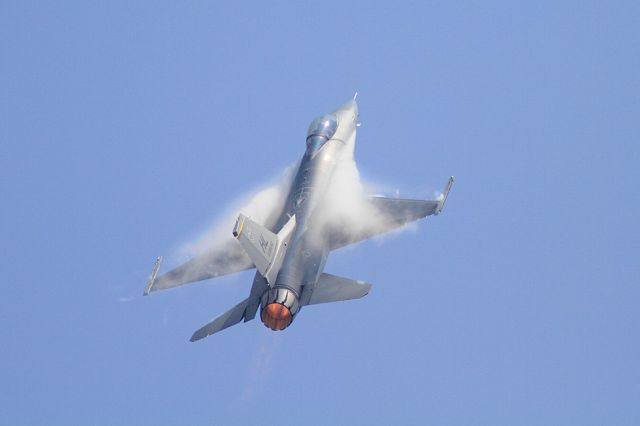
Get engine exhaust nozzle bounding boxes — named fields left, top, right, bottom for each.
left=260, top=288, right=300, bottom=331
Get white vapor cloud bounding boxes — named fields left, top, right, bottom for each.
left=171, top=143, right=425, bottom=286
left=173, top=163, right=298, bottom=263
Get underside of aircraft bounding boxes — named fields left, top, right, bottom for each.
left=144, top=98, right=454, bottom=341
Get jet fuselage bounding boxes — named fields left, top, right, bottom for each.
left=144, top=97, right=452, bottom=342
left=259, top=100, right=359, bottom=330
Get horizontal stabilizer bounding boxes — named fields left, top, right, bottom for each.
left=190, top=298, right=252, bottom=342
left=301, top=273, right=372, bottom=306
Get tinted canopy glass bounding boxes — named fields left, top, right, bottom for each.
left=307, top=114, right=338, bottom=139
left=306, top=114, right=338, bottom=155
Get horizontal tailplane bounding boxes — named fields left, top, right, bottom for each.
left=301, top=273, right=372, bottom=306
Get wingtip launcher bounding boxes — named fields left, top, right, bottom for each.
left=435, top=176, right=454, bottom=215
left=143, top=256, right=163, bottom=296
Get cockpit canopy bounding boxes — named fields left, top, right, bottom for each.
left=306, top=114, right=338, bottom=155
left=307, top=114, right=338, bottom=139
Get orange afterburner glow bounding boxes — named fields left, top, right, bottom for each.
left=261, top=303, right=292, bottom=331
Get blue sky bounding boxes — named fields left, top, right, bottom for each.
left=1, top=1, right=638, bottom=425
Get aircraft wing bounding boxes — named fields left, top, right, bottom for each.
left=144, top=239, right=254, bottom=295
left=143, top=174, right=295, bottom=295
left=327, top=177, right=454, bottom=251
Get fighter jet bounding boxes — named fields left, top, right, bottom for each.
left=144, top=98, right=453, bottom=341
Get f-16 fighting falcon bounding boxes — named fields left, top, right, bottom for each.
left=144, top=97, right=454, bottom=341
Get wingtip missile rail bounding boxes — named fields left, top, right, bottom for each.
left=435, top=176, right=455, bottom=215
left=143, top=256, right=163, bottom=296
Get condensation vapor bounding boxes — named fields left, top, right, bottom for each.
left=174, top=143, right=422, bottom=278
left=174, top=163, right=298, bottom=268
left=311, top=143, right=415, bottom=247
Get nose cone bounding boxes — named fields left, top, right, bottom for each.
left=334, top=99, right=359, bottom=117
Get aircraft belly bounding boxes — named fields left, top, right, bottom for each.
left=145, top=97, right=454, bottom=342
left=274, top=230, right=327, bottom=294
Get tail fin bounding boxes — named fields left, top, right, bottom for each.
left=233, top=214, right=296, bottom=285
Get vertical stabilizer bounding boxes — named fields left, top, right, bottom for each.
left=233, top=214, right=296, bottom=285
